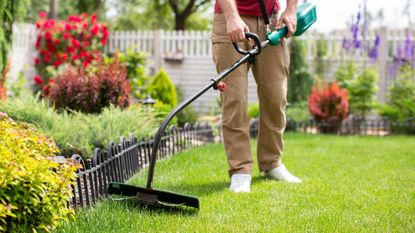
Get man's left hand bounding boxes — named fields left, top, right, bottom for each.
left=276, top=9, right=297, bottom=38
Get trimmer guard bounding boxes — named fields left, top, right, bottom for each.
left=108, top=182, right=200, bottom=209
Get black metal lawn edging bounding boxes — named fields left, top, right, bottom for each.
left=249, top=118, right=415, bottom=137
left=69, top=123, right=214, bottom=208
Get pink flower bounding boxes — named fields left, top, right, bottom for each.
left=53, top=60, right=61, bottom=68
left=45, top=32, right=53, bottom=41
left=34, top=75, right=43, bottom=85
left=61, top=53, right=68, bottom=61
left=34, top=58, right=41, bottom=65
left=43, top=85, right=50, bottom=96
left=39, top=11, right=48, bottom=18
left=82, top=60, right=90, bottom=68
left=71, top=38, right=80, bottom=48
left=91, top=25, right=99, bottom=35
left=63, top=32, right=71, bottom=39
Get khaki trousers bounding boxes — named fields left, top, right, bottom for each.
left=211, top=13, right=290, bottom=176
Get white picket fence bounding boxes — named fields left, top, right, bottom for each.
left=8, top=24, right=415, bottom=113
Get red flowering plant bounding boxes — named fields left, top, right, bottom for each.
left=308, top=81, right=349, bottom=134
left=49, top=54, right=130, bottom=113
left=33, top=11, right=109, bottom=95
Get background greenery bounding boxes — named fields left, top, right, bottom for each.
left=0, top=95, right=158, bottom=157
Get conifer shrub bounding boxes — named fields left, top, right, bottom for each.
left=147, top=68, right=177, bottom=107
left=0, top=113, right=77, bottom=232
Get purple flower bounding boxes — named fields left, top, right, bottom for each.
left=368, top=34, right=380, bottom=62
left=342, top=37, right=352, bottom=52
left=404, top=33, right=412, bottom=60
left=389, top=63, right=399, bottom=77
left=374, top=35, right=380, bottom=47
left=354, top=40, right=361, bottom=49
left=396, top=46, right=403, bottom=66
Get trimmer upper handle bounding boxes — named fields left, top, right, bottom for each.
left=232, top=32, right=262, bottom=56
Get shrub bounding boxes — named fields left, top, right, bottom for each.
left=152, top=100, right=177, bottom=126
left=308, top=81, right=349, bottom=133
left=348, top=68, right=378, bottom=118
left=176, top=86, right=197, bottom=126
left=335, top=61, right=357, bottom=89
left=0, top=62, right=9, bottom=100
left=286, top=101, right=311, bottom=122
left=148, top=68, right=177, bottom=107
left=288, top=38, right=313, bottom=103
left=49, top=55, right=130, bottom=113
left=378, top=65, right=415, bottom=121
left=0, top=95, right=158, bottom=157
left=248, top=103, right=259, bottom=119
left=34, top=12, right=109, bottom=94
left=118, top=50, right=150, bottom=99
left=0, top=113, right=77, bottom=232
left=335, top=61, right=377, bottom=118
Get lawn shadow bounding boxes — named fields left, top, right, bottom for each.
left=108, top=197, right=199, bottom=216
left=162, top=180, right=229, bottom=197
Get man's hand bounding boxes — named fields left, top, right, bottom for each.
left=276, top=9, right=297, bottom=38
left=226, top=16, right=250, bottom=42
left=277, top=0, right=298, bottom=38
left=217, top=0, right=249, bottom=42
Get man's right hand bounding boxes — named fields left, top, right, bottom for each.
left=226, top=16, right=250, bottom=42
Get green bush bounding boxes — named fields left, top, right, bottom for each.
left=335, top=62, right=378, bottom=117
left=0, top=95, right=158, bottom=157
left=118, top=50, right=150, bottom=99
left=152, top=100, right=177, bottom=126
left=378, top=65, right=415, bottom=121
left=176, top=86, right=197, bottom=126
left=335, top=61, right=357, bottom=89
left=248, top=103, right=259, bottom=119
left=0, top=113, right=76, bottom=232
left=288, top=38, right=313, bottom=103
left=348, top=68, right=378, bottom=117
left=148, top=68, right=177, bottom=107
left=286, top=101, right=311, bottom=122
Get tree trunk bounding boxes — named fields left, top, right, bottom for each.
left=49, top=0, right=58, bottom=19
left=175, top=14, right=187, bottom=31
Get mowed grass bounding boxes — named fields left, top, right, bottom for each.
left=57, top=133, right=415, bottom=233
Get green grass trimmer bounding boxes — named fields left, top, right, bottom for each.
left=107, top=2, right=317, bottom=210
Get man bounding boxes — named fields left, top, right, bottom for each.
left=212, top=0, right=302, bottom=193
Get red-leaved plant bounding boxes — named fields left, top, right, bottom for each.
left=34, top=11, right=109, bottom=94
left=308, top=81, right=349, bottom=133
left=49, top=55, right=130, bottom=113
left=0, top=62, right=10, bottom=100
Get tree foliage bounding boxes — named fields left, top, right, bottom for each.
left=107, top=0, right=212, bottom=30
left=0, top=0, right=27, bottom=75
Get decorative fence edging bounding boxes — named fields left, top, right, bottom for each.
left=69, top=123, right=214, bottom=208
left=250, top=118, right=415, bottom=137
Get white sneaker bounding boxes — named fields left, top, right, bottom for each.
left=260, top=164, right=302, bottom=183
left=229, top=174, right=251, bottom=193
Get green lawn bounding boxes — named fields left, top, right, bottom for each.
left=57, top=133, right=415, bottom=233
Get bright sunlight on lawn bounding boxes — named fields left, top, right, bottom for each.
left=57, top=133, right=415, bottom=233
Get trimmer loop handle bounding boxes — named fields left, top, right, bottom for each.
left=232, top=32, right=262, bottom=56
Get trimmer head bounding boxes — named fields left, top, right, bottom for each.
left=108, top=182, right=200, bottom=209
